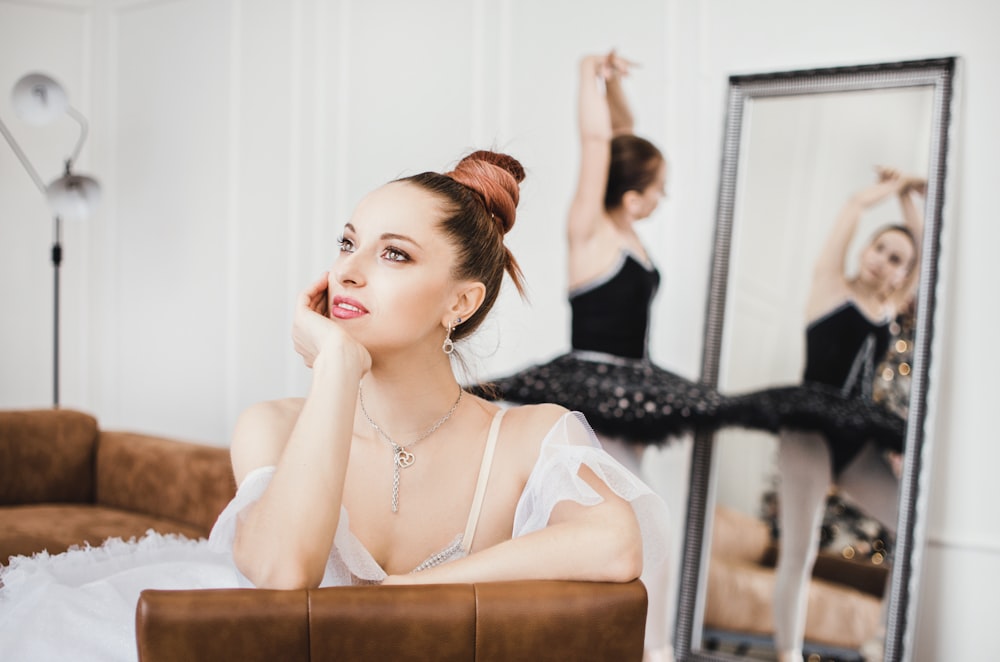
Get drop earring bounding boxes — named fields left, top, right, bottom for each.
left=442, top=317, right=462, bottom=355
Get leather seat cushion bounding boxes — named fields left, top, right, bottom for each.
left=0, top=504, right=208, bottom=563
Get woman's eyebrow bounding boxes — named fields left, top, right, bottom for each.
left=380, top=232, right=422, bottom=249
left=343, top=223, right=422, bottom=249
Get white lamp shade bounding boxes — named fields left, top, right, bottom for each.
left=46, top=173, right=100, bottom=221
left=11, top=73, right=69, bottom=126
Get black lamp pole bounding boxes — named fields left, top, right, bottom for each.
left=51, top=215, right=62, bottom=407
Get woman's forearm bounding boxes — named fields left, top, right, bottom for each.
left=234, top=354, right=360, bottom=588
left=605, top=75, right=634, bottom=136
left=897, top=187, right=924, bottom=245
left=577, top=57, right=613, bottom=143
left=387, top=501, right=643, bottom=586
left=815, top=179, right=904, bottom=279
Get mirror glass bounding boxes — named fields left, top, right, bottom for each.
left=674, top=58, right=957, bottom=662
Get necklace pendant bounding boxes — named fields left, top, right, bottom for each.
left=395, top=447, right=415, bottom=469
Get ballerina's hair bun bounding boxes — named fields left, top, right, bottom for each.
left=445, top=150, right=525, bottom=236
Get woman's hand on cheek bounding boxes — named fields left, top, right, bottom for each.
left=292, top=272, right=370, bottom=376
left=292, top=273, right=331, bottom=368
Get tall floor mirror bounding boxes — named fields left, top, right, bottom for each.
left=674, top=58, right=957, bottom=662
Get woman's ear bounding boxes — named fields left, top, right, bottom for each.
left=446, top=281, right=486, bottom=326
left=622, top=189, right=643, bottom=217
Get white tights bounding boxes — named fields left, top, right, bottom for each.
left=773, top=431, right=899, bottom=659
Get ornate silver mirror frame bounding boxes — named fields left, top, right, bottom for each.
left=674, top=57, right=958, bottom=662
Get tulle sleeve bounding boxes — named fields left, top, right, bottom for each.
left=512, top=411, right=673, bottom=656
left=513, top=411, right=670, bottom=566
left=206, top=465, right=275, bottom=555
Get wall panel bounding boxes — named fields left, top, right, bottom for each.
left=110, top=0, right=231, bottom=441
left=227, top=0, right=297, bottom=433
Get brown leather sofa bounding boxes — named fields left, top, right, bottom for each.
left=2, top=408, right=650, bottom=660
left=136, top=580, right=648, bottom=661
left=0, top=408, right=234, bottom=562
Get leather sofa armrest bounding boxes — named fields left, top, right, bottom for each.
left=0, top=408, right=98, bottom=505
left=97, top=431, right=235, bottom=533
left=136, top=580, right=647, bottom=662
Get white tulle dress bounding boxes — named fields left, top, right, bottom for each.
left=0, top=411, right=672, bottom=661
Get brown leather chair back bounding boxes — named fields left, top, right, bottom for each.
left=136, top=580, right=647, bottom=661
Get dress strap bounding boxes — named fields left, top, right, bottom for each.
left=461, top=408, right=506, bottom=553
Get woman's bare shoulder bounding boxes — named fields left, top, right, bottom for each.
left=499, top=402, right=572, bottom=452
left=462, top=401, right=568, bottom=482
left=231, top=397, right=305, bottom=483
left=246, top=396, right=304, bottom=419
left=235, top=398, right=305, bottom=436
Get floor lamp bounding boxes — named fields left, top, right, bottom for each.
left=0, top=72, right=101, bottom=407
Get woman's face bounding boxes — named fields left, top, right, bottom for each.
left=327, top=181, right=460, bottom=353
left=858, top=228, right=915, bottom=293
left=633, top=160, right=668, bottom=221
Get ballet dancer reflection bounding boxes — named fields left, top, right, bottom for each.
left=727, top=166, right=926, bottom=662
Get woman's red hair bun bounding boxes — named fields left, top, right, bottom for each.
left=446, top=150, right=525, bottom=235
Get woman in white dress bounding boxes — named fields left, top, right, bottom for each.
left=0, top=149, right=672, bottom=661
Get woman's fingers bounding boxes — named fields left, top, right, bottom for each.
left=905, top=177, right=928, bottom=195
left=607, top=51, right=637, bottom=74
left=292, top=272, right=336, bottom=367
left=299, top=272, right=330, bottom=313
left=875, top=165, right=901, bottom=182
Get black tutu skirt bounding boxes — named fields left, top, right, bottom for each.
left=467, top=351, right=724, bottom=445
left=718, top=382, right=906, bottom=475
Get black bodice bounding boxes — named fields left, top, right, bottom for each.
left=570, top=253, right=660, bottom=360
left=804, top=301, right=891, bottom=399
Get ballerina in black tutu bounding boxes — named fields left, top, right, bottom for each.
left=470, top=50, right=722, bottom=470
left=720, top=166, right=926, bottom=662
left=467, top=51, right=716, bottom=662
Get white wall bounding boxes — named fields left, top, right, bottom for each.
left=1, top=0, right=997, bottom=659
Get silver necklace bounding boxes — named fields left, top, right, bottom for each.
left=358, top=383, right=463, bottom=513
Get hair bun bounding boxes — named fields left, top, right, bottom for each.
left=447, top=150, right=525, bottom=235
left=464, top=150, right=526, bottom=184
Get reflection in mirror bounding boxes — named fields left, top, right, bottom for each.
left=674, top=58, right=956, bottom=662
